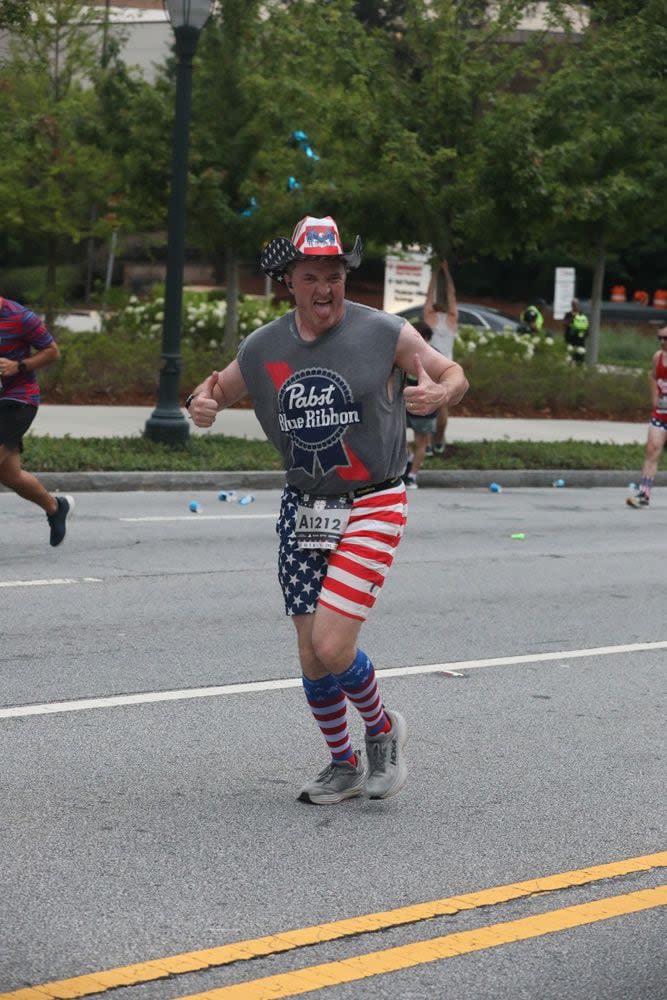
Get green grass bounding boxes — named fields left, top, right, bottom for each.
left=22, top=434, right=653, bottom=473
left=597, top=326, right=660, bottom=367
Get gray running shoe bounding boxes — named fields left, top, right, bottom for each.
left=365, top=709, right=408, bottom=800
left=298, top=756, right=365, bottom=805
left=626, top=492, right=649, bottom=508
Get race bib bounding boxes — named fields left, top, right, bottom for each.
left=656, top=393, right=667, bottom=414
left=295, top=496, right=352, bottom=551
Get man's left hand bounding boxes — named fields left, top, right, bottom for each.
left=403, top=355, right=446, bottom=415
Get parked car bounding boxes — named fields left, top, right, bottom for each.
left=397, top=303, right=521, bottom=332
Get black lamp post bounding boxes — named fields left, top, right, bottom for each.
left=145, top=0, right=212, bottom=445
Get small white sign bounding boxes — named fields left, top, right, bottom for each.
left=553, top=267, right=576, bottom=320
left=383, top=246, right=432, bottom=313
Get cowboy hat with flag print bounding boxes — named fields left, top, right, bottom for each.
left=260, top=216, right=363, bottom=284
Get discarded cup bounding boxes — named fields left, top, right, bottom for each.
left=218, top=490, right=237, bottom=501
left=238, top=495, right=255, bottom=505
left=552, top=478, right=565, bottom=488
left=489, top=482, right=503, bottom=493
left=189, top=501, right=202, bottom=513
left=511, top=532, right=525, bottom=540
left=627, top=482, right=638, bottom=491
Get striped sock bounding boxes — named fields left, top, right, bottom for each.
left=640, top=476, right=654, bottom=498
left=301, top=674, right=354, bottom=762
left=335, top=649, right=390, bottom=737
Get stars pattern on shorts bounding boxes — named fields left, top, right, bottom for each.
left=278, top=488, right=328, bottom=616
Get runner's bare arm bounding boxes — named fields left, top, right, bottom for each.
left=189, top=359, right=249, bottom=428
left=0, top=342, right=59, bottom=377
left=395, top=321, right=468, bottom=413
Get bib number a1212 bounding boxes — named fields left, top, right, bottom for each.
left=295, top=496, right=352, bottom=551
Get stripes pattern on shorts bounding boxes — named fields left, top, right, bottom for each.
left=277, top=481, right=408, bottom=621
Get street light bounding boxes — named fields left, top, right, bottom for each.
left=145, top=0, right=213, bottom=445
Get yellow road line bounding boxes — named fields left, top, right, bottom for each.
left=177, top=884, right=667, bottom=1000
left=2, top=852, right=665, bottom=1000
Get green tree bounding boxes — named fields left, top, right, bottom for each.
left=0, top=0, right=31, bottom=30
left=343, top=0, right=568, bottom=266
left=187, top=0, right=399, bottom=348
left=535, top=0, right=667, bottom=361
left=0, top=0, right=122, bottom=323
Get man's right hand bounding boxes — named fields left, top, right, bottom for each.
left=190, top=371, right=220, bottom=428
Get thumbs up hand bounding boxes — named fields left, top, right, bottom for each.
left=190, top=371, right=220, bottom=428
left=403, top=354, right=444, bottom=416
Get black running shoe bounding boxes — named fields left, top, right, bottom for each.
left=47, top=495, right=75, bottom=546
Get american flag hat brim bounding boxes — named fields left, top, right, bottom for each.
left=260, top=216, right=362, bottom=283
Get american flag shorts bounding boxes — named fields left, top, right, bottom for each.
left=276, top=480, right=408, bottom=621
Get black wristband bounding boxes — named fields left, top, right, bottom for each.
left=185, top=393, right=197, bottom=410
left=17, top=360, right=28, bottom=374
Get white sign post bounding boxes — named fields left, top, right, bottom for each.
left=553, top=267, right=576, bottom=320
left=383, top=246, right=432, bottom=314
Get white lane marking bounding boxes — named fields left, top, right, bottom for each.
left=0, top=577, right=102, bottom=589
left=1, top=640, right=664, bottom=721
left=120, top=514, right=276, bottom=522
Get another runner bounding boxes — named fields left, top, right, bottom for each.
left=626, top=325, right=667, bottom=509
left=187, top=216, right=468, bottom=804
left=0, top=294, right=73, bottom=545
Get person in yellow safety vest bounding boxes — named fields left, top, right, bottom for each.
left=519, top=301, right=545, bottom=334
left=563, top=299, right=589, bottom=364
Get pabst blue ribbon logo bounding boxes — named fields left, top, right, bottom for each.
left=278, top=368, right=362, bottom=476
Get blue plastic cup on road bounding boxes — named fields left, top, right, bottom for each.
left=189, top=501, right=201, bottom=513
left=552, top=478, right=565, bottom=488
left=238, top=495, right=255, bottom=505
left=218, top=490, right=236, bottom=501
left=489, top=482, right=502, bottom=493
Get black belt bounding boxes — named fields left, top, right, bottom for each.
left=291, top=477, right=403, bottom=502
left=352, top=477, right=403, bottom=497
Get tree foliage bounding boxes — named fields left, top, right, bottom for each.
left=0, top=0, right=31, bottom=30
left=533, top=0, right=667, bottom=359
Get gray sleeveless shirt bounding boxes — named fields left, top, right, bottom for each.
left=237, top=301, right=407, bottom=494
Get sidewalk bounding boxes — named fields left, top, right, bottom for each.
left=31, top=405, right=648, bottom=445
left=21, top=405, right=656, bottom=493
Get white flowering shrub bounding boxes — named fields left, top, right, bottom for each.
left=107, top=290, right=290, bottom=348
left=455, top=325, right=568, bottom=363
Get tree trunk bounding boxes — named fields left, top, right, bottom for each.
left=223, top=251, right=240, bottom=353
left=45, top=236, right=58, bottom=331
left=586, top=240, right=606, bottom=366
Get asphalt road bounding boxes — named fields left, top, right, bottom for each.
left=1, top=487, right=665, bottom=1000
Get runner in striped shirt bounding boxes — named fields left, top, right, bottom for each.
left=0, top=296, right=74, bottom=545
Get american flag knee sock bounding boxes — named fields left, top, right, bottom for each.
left=301, top=673, right=354, bottom=762
left=336, top=649, right=390, bottom=737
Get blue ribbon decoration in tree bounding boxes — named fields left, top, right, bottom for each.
left=290, top=129, right=320, bottom=162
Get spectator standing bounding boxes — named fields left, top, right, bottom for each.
left=0, top=295, right=73, bottom=545
left=626, top=325, right=667, bottom=509
left=187, top=216, right=469, bottom=804
left=563, top=299, right=589, bottom=364
left=423, top=259, right=458, bottom=455
left=403, top=319, right=438, bottom=489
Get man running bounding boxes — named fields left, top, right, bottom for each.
left=626, top=325, right=667, bottom=509
left=187, top=216, right=468, bottom=804
left=0, top=294, right=73, bottom=545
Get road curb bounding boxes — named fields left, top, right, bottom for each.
left=16, top=469, right=665, bottom=493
